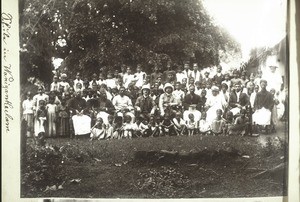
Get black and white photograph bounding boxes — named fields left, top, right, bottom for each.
left=2, top=0, right=300, bottom=201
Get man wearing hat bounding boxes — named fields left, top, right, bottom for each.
left=135, top=84, right=157, bottom=119
left=158, top=83, right=177, bottom=117
left=252, top=79, right=274, bottom=133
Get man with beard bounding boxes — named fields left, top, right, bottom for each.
left=183, top=85, right=202, bottom=111
left=228, top=83, right=250, bottom=116
left=135, top=84, right=156, bottom=119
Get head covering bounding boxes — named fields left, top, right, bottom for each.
left=211, top=86, right=219, bottom=92
left=61, top=73, right=67, bottom=78
left=141, top=84, right=150, bottom=91
left=260, top=79, right=268, bottom=84
left=164, top=83, right=174, bottom=92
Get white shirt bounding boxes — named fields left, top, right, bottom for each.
left=112, top=95, right=133, bottom=111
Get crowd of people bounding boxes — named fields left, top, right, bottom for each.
left=21, top=61, right=287, bottom=140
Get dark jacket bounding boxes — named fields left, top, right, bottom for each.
left=183, top=93, right=201, bottom=111
left=228, top=91, right=249, bottom=108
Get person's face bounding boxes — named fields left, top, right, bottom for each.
left=99, top=74, right=104, bottom=80
left=270, top=89, right=275, bottom=95
left=165, top=87, right=172, bottom=94
left=227, top=113, right=233, bottom=120
left=233, top=73, right=238, bottom=78
left=142, top=89, right=150, bottom=96
left=61, top=76, right=66, bottom=81
left=182, top=78, right=187, bottom=84
left=249, top=83, right=254, bottom=90
left=206, top=83, right=211, bottom=89
left=201, top=113, right=206, bottom=119
left=225, top=75, right=229, bottom=80
left=175, top=83, right=180, bottom=90
left=189, top=86, right=195, bottom=94
left=205, top=73, right=209, bottom=78
left=76, top=83, right=82, bottom=89
left=217, top=67, right=222, bottom=73
left=189, top=78, right=194, bottom=84
left=217, top=110, right=222, bottom=118
left=92, top=84, right=98, bottom=91
left=184, top=64, right=189, bottom=70
left=235, top=85, right=241, bottom=92
left=167, top=74, right=173, bottom=80
left=260, top=81, right=267, bottom=89
left=126, top=68, right=131, bottom=74
left=76, top=91, right=81, bottom=98
left=189, top=114, right=194, bottom=120
left=201, top=90, right=206, bottom=97
left=69, top=87, right=74, bottom=94
left=254, top=86, right=259, bottom=92
left=107, top=74, right=112, bottom=79
left=212, top=90, right=218, bottom=96
left=221, top=86, right=227, bottom=92
left=53, top=77, right=58, bottom=82
left=270, top=66, right=276, bottom=73
left=119, top=88, right=125, bottom=96
left=193, top=64, right=198, bottom=71
left=136, top=66, right=141, bottom=72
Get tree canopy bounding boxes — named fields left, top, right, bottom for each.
left=20, top=0, right=241, bottom=84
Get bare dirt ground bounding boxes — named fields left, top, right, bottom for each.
left=21, top=121, right=288, bottom=198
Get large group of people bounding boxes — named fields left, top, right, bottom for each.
left=21, top=61, right=287, bottom=140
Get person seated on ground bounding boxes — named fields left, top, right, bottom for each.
left=160, top=114, right=176, bottom=136
left=112, top=86, right=135, bottom=122
left=172, top=82, right=185, bottom=107
left=223, top=111, right=235, bottom=136
left=105, top=115, right=114, bottom=139
left=135, top=84, right=156, bottom=119
left=90, top=117, right=106, bottom=140
left=231, top=109, right=251, bottom=136
left=149, top=115, right=160, bottom=137
left=136, top=115, right=150, bottom=137
left=111, top=116, right=123, bottom=139
left=121, top=115, right=137, bottom=139
left=183, top=104, right=201, bottom=124
left=228, top=83, right=250, bottom=116
left=186, top=113, right=198, bottom=136
left=252, top=79, right=274, bottom=134
left=172, top=112, right=186, bottom=136
left=158, top=83, right=178, bottom=118
left=182, top=85, right=202, bottom=111
left=199, top=111, right=211, bottom=135
left=210, top=109, right=226, bottom=135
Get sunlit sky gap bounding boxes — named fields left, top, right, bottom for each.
left=203, top=0, right=287, bottom=61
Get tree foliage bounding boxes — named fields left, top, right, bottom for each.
left=20, top=0, right=241, bottom=84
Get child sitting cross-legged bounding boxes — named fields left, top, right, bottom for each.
left=149, top=115, right=160, bottom=137
left=231, top=109, right=251, bottom=136
left=90, top=117, right=106, bottom=140
left=136, top=116, right=151, bottom=137
left=121, top=115, right=138, bottom=139
left=172, top=112, right=186, bottom=136
left=223, top=111, right=235, bottom=136
left=105, top=115, right=114, bottom=139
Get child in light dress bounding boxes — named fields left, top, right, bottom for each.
left=46, top=96, right=58, bottom=137
left=22, top=91, right=35, bottom=137
left=121, top=115, right=138, bottom=139
left=186, top=113, right=198, bottom=136
left=199, top=111, right=211, bottom=135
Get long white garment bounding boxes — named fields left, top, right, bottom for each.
left=252, top=107, right=272, bottom=125
left=262, top=71, right=283, bottom=93
left=205, top=94, right=226, bottom=124
left=72, top=115, right=91, bottom=135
